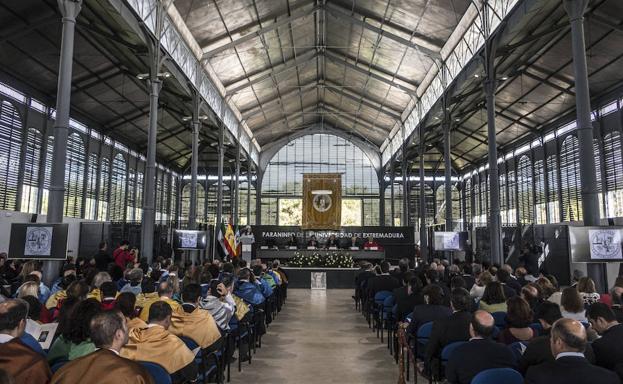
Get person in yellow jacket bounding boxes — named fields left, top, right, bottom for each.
left=121, top=301, right=197, bottom=383
left=169, top=283, right=221, bottom=349
left=138, top=280, right=180, bottom=322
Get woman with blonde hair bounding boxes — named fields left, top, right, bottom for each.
left=470, top=271, right=493, bottom=299
left=560, top=287, right=587, bottom=322
left=16, top=280, right=39, bottom=299
left=577, top=276, right=600, bottom=305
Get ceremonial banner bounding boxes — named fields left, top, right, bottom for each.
left=302, top=173, right=342, bottom=230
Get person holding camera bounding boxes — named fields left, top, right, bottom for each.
left=199, top=276, right=236, bottom=331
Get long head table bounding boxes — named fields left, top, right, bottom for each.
left=257, top=248, right=385, bottom=260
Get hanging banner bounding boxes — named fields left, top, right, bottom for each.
left=302, top=173, right=342, bottom=230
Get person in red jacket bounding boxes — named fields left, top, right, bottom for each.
left=363, top=236, right=382, bottom=250
left=113, top=240, right=134, bottom=269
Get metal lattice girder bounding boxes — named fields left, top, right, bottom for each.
left=239, top=80, right=318, bottom=116
left=324, top=2, right=442, bottom=60
left=201, top=4, right=322, bottom=59
left=323, top=79, right=402, bottom=120
left=324, top=49, right=417, bottom=94
left=225, top=49, right=318, bottom=95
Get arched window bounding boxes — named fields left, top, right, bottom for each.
left=262, top=134, right=379, bottom=225
left=64, top=133, right=85, bottom=218
left=181, top=183, right=205, bottom=225
left=126, top=167, right=136, bottom=221
left=238, top=181, right=256, bottom=226
left=385, top=182, right=403, bottom=226
left=546, top=154, right=560, bottom=223
left=21, top=128, right=43, bottom=213
left=85, top=153, right=98, bottom=220
left=98, top=158, right=110, bottom=221
left=604, top=131, right=623, bottom=217
left=40, top=136, right=54, bottom=214
left=0, top=100, right=22, bottom=210
left=517, top=155, right=533, bottom=224
left=110, top=153, right=127, bottom=221
left=560, top=136, right=582, bottom=222
left=534, top=159, right=546, bottom=224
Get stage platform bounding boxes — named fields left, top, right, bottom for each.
left=258, top=248, right=385, bottom=260
left=282, top=267, right=358, bottom=289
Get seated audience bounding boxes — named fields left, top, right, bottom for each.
left=120, top=268, right=143, bottom=296
left=47, top=298, right=101, bottom=365
left=367, top=261, right=401, bottom=299
left=100, top=281, right=118, bottom=311
left=169, top=283, right=221, bottom=349
left=252, top=265, right=274, bottom=298
left=537, top=277, right=559, bottom=303
left=122, top=301, right=197, bottom=383
left=520, top=302, right=565, bottom=374
left=445, top=310, right=517, bottom=384
left=200, top=278, right=236, bottom=331
left=51, top=310, right=153, bottom=384
left=16, top=281, right=39, bottom=300
left=469, top=271, right=493, bottom=300
left=425, top=288, right=472, bottom=372
left=479, top=281, right=507, bottom=313
left=138, top=280, right=180, bottom=322
left=496, top=268, right=520, bottom=298
left=524, top=318, right=618, bottom=384
left=560, top=287, right=587, bottom=322
left=577, top=277, right=601, bottom=305
left=0, top=299, right=52, bottom=384
left=235, top=268, right=266, bottom=305
left=89, top=272, right=112, bottom=302
left=498, top=296, right=537, bottom=345
left=586, top=302, right=623, bottom=371
left=393, top=274, right=424, bottom=321
left=135, top=278, right=158, bottom=311
left=115, top=292, right=147, bottom=330
left=408, top=284, right=452, bottom=335
left=611, top=286, right=623, bottom=323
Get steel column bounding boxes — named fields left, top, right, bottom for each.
left=43, top=0, right=82, bottom=284
left=444, top=119, right=453, bottom=231
left=214, top=122, right=225, bottom=260
left=234, top=142, right=241, bottom=224
left=564, top=0, right=607, bottom=291
left=419, top=126, right=428, bottom=261
left=247, top=157, right=252, bottom=224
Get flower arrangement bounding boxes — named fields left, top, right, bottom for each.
left=288, top=251, right=353, bottom=268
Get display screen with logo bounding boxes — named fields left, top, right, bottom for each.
left=569, top=226, right=623, bottom=262
left=8, top=223, right=69, bottom=260
left=173, top=230, right=208, bottom=250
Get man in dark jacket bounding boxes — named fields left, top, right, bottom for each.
left=392, top=274, right=424, bottom=322
left=367, top=261, right=400, bottom=299
left=446, top=310, right=517, bottom=384
left=425, top=288, right=472, bottom=371
left=93, top=241, right=113, bottom=272
left=587, top=303, right=623, bottom=371
left=524, top=318, right=619, bottom=384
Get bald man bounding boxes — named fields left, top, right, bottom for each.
left=445, top=310, right=516, bottom=384
left=525, top=318, right=619, bottom=384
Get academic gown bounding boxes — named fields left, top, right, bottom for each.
left=138, top=297, right=180, bottom=322
left=0, top=338, right=52, bottom=384
left=51, top=349, right=154, bottom=384
left=169, top=305, right=221, bottom=349
left=121, top=325, right=195, bottom=374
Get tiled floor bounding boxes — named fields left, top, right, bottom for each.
left=229, top=289, right=401, bottom=384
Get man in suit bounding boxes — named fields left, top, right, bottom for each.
left=425, top=288, right=473, bottom=374
left=460, top=264, right=476, bottom=291
left=367, top=261, right=400, bottom=299
left=393, top=274, right=424, bottom=322
left=610, top=287, right=623, bottom=323
left=496, top=269, right=519, bottom=298
left=407, top=284, right=452, bottom=336
left=587, top=302, right=623, bottom=371
left=445, top=310, right=517, bottom=384
left=524, top=318, right=619, bottom=384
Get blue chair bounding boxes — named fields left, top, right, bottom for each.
left=439, top=341, right=467, bottom=380
left=381, top=294, right=395, bottom=345
left=139, top=361, right=172, bottom=384
left=416, top=321, right=434, bottom=358
left=470, top=368, right=523, bottom=384
left=508, top=341, right=526, bottom=363
left=491, top=312, right=507, bottom=328
left=374, top=291, right=393, bottom=339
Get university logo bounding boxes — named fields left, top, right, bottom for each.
left=590, top=229, right=619, bottom=258
left=312, top=191, right=332, bottom=213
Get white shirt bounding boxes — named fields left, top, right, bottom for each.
left=556, top=352, right=585, bottom=360
left=0, top=333, right=14, bottom=343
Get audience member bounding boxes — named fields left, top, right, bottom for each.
left=120, top=268, right=143, bottom=296
left=93, top=241, right=113, bottom=272
left=169, top=283, right=221, bottom=349
left=122, top=301, right=197, bottom=383
left=393, top=274, right=424, bottom=321
left=200, top=279, right=235, bottom=331
left=469, top=271, right=493, bottom=300
left=235, top=268, right=266, bottom=305
left=0, top=299, right=52, bottom=384
left=100, top=281, right=118, bottom=310
left=479, top=281, right=507, bottom=313
left=498, top=296, right=536, bottom=345
left=367, top=261, right=401, bottom=299
left=577, top=277, right=601, bottom=305
left=51, top=310, right=154, bottom=384
left=445, top=310, right=517, bottom=384
left=586, top=303, right=623, bottom=371
left=560, top=287, right=587, bottom=322
left=138, top=280, right=180, bottom=322
left=115, top=292, right=146, bottom=330
left=524, top=318, right=618, bottom=384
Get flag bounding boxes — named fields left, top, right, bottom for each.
left=219, top=220, right=236, bottom=257
left=234, top=225, right=241, bottom=257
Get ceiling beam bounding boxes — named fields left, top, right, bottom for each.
left=239, top=80, right=317, bottom=116
left=325, top=2, right=441, bottom=60
left=202, top=4, right=322, bottom=59
left=324, top=80, right=402, bottom=120
left=225, top=49, right=317, bottom=95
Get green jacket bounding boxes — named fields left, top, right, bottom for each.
left=47, top=335, right=96, bottom=364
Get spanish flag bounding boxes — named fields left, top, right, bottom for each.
left=218, top=220, right=237, bottom=257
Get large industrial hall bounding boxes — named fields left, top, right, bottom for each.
left=1, top=0, right=623, bottom=383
